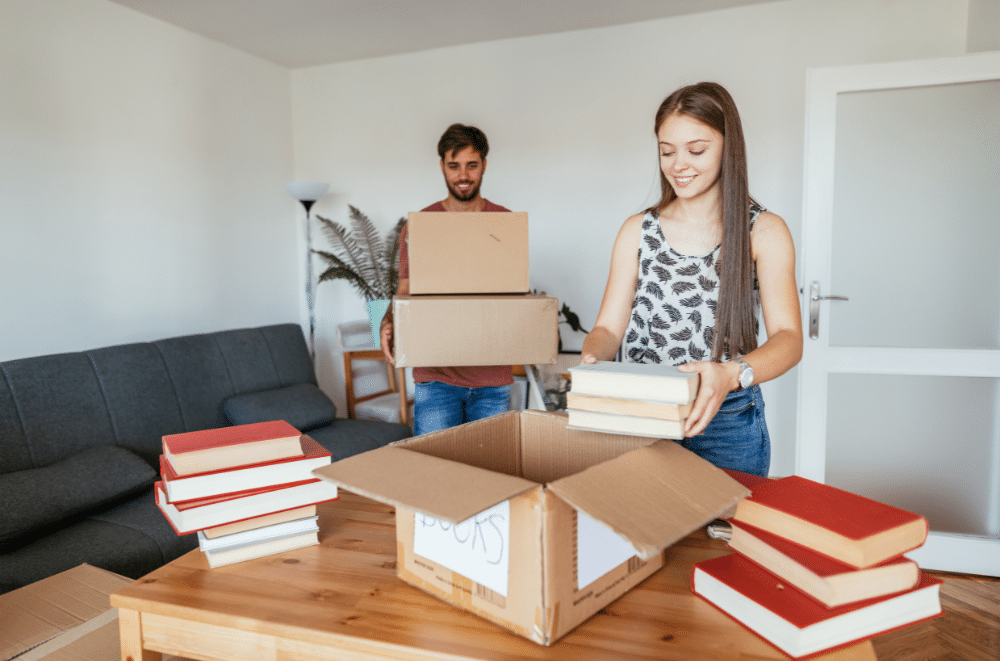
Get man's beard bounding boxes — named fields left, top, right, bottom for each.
left=448, top=180, right=480, bottom=202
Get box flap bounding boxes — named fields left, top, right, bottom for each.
left=547, top=441, right=749, bottom=560
left=313, top=446, right=538, bottom=524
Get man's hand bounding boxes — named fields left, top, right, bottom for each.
left=380, top=319, right=395, bottom=366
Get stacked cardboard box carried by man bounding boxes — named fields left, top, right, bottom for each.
left=154, top=420, right=338, bottom=568
left=392, top=211, right=558, bottom=368
left=693, top=472, right=942, bottom=659
left=565, top=361, right=699, bottom=439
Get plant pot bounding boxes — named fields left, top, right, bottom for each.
left=366, top=299, right=391, bottom=349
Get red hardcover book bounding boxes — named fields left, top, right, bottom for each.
left=692, top=553, right=942, bottom=659
left=154, top=478, right=338, bottom=535
left=728, top=520, right=920, bottom=608
left=721, top=468, right=773, bottom=491
left=161, top=435, right=331, bottom=502
left=162, top=420, right=303, bottom=477
left=731, top=476, right=928, bottom=568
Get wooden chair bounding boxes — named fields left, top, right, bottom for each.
left=337, top=321, right=413, bottom=427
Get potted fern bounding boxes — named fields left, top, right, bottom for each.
left=314, top=205, right=406, bottom=347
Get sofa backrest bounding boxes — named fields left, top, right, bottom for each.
left=0, top=324, right=315, bottom=472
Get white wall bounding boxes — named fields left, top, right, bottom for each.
left=290, top=0, right=969, bottom=476
left=968, top=0, right=1000, bottom=52
left=0, top=0, right=296, bottom=361
left=0, top=0, right=980, bottom=475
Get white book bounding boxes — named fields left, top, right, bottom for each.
left=201, top=505, right=317, bottom=539
left=203, top=531, right=320, bottom=569
left=161, top=436, right=331, bottom=502
left=565, top=392, right=692, bottom=421
left=198, top=516, right=319, bottom=553
left=567, top=408, right=684, bottom=440
left=155, top=479, right=338, bottom=534
left=567, top=361, right=699, bottom=404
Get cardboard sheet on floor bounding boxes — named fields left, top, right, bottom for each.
left=0, top=564, right=131, bottom=661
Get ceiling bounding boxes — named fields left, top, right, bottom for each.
left=108, top=0, right=777, bottom=69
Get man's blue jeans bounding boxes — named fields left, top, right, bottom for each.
left=677, top=384, right=770, bottom=477
left=413, top=381, right=511, bottom=436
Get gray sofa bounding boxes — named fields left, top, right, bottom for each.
left=0, top=323, right=411, bottom=594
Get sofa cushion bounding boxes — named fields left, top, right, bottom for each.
left=0, top=445, right=157, bottom=552
left=307, top=418, right=411, bottom=461
left=1, top=353, right=118, bottom=469
left=87, top=343, right=187, bottom=467
left=0, top=492, right=199, bottom=594
left=223, top=383, right=336, bottom=431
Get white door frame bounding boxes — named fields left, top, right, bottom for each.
left=796, top=51, right=1000, bottom=575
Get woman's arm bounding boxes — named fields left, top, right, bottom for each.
left=581, top=214, right=643, bottom=364
left=742, top=210, right=803, bottom=383
left=679, top=211, right=803, bottom=436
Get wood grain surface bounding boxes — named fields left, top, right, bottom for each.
left=113, top=491, right=877, bottom=661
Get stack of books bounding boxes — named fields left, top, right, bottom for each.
left=565, top=361, right=699, bottom=439
left=154, top=420, right=338, bottom=568
left=693, top=473, right=943, bottom=659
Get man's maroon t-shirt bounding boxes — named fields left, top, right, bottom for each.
left=398, top=199, right=514, bottom=388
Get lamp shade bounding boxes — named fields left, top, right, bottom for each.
left=285, top=181, right=329, bottom=202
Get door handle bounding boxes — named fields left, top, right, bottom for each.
left=809, top=281, right=849, bottom=340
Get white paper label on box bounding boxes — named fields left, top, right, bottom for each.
left=413, top=500, right=510, bottom=597
left=576, top=510, right=638, bottom=590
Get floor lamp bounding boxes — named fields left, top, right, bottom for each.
left=285, top=181, right=329, bottom=366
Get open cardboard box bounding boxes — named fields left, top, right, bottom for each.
left=392, top=294, right=558, bottom=368
left=1, top=564, right=132, bottom=661
left=407, top=211, right=529, bottom=294
left=314, top=409, right=749, bottom=645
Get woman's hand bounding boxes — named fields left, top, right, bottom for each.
left=677, top=360, right=738, bottom=437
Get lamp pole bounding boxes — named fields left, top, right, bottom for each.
left=285, top=182, right=329, bottom=366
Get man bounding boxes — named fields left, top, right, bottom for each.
left=379, top=123, right=513, bottom=435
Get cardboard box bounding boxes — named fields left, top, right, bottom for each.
left=407, top=211, right=529, bottom=294
left=392, top=294, right=558, bottom=368
left=1, top=564, right=131, bottom=661
left=314, top=410, right=749, bottom=645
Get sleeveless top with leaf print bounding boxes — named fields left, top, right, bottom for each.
left=624, top=204, right=763, bottom=366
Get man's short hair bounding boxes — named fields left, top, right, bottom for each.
left=437, top=123, right=489, bottom=160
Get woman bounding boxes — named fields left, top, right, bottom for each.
left=581, top=82, right=802, bottom=476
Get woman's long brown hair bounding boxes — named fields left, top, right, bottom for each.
left=645, top=82, right=758, bottom=362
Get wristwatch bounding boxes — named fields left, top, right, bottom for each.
left=735, top=357, right=754, bottom=390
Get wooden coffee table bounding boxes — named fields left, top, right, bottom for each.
left=111, top=491, right=876, bottom=660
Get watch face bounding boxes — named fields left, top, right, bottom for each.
left=739, top=364, right=754, bottom=389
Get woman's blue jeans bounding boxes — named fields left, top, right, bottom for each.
left=413, top=381, right=511, bottom=436
left=677, top=384, right=770, bottom=477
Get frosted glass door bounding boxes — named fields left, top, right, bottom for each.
left=797, top=53, right=1000, bottom=575
left=829, top=82, right=1000, bottom=350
